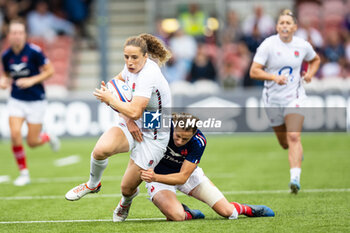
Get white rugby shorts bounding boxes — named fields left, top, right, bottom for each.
left=145, top=167, right=209, bottom=200
left=263, top=97, right=306, bottom=127
left=7, top=97, right=47, bottom=124
left=116, top=116, right=169, bottom=170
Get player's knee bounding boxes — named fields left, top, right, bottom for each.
left=287, top=132, right=300, bottom=144
left=92, top=148, right=110, bottom=160
left=26, top=138, right=38, bottom=148
left=26, top=141, right=36, bottom=148
left=280, top=142, right=289, bottom=149
left=10, top=131, right=22, bottom=143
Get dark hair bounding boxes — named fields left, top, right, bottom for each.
left=124, top=33, right=172, bottom=66
left=172, top=112, right=199, bottom=133
left=278, top=9, right=297, bottom=24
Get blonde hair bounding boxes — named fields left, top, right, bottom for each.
left=124, top=33, right=172, bottom=66
left=278, top=9, right=297, bottom=24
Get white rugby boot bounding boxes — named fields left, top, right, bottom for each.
left=48, top=132, right=61, bottom=152
left=65, top=182, right=101, bottom=201
left=113, top=188, right=140, bottom=222
left=13, top=174, right=30, bottom=186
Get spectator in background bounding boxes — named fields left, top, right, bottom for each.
left=295, top=19, right=324, bottom=51
left=1, top=0, right=21, bottom=38
left=166, top=28, right=197, bottom=83
left=179, top=3, right=206, bottom=41
left=221, top=9, right=243, bottom=44
left=27, top=0, right=74, bottom=42
left=219, top=41, right=250, bottom=88
left=242, top=5, right=274, bottom=39
left=63, top=0, right=95, bottom=48
left=321, top=30, right=346, bottom=77
left=187, top=43, right=216, bottom=83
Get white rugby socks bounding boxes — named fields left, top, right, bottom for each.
left=121, top=187, right=140, bottom=205
left=290, top=167, right=301, bottom=183
left=87, top=153, right=108, bottom=188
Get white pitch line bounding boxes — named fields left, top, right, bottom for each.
left=1, top=188, right=349, bottom=201
left=0, top=218, right=165, bottom=224
left=0, top=173, right=235, bottom=184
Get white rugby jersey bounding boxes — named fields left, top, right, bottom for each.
left=253, top=34, right=316, bottom=105
left=121, top=58, right=172, bottom=139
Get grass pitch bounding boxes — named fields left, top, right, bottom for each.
left=0, top=133, right=349, bottom=233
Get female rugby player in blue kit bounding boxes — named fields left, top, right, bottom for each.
left=141, top=113, right=275, bottom=221
left=0, top=20, right=60, bottom=186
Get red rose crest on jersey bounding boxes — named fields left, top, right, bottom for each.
left=151, top=185, right=155, bottom=193
left=181, top=149, right=188, bottom=156
left=148, top=160, right=154, bottom=166
left=294, top=51, right=299, bottom=58
left=21, top=56, right=28, bottom=62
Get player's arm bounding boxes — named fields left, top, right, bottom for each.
left=141, top=160, right=197, bottom=185
left=16, top=62, right=54, bottom=89
left=249, top=62, right=287, bottom=85
left=120, top=113, right=143, bottom=142
left=302, top=54, right=321, bottom=83
left=93, top=83, right=148, bottom=120
left=112, top=72, right=125, bottom=82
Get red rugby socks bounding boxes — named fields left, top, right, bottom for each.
left=12, top=145, right=27, bottom=170
left=231, top=202, right=253, bottom=217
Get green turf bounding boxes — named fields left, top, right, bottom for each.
left=0, top=133, right=349, bottom=232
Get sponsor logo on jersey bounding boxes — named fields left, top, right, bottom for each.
left=180, top=149, right=188, bottom=156
left=9, top=62, right=30, bottom=77
left=143, top=110, right=161, bottom=129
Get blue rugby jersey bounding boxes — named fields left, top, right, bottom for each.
left=2, top=43, right=48, bottom=101
left=154, top=127, right=207, bottom=175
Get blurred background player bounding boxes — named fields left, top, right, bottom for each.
left=0, top=20, right=60, bottom=186
left=141, top=113, right=275, bottom=221
left=65, top=34, right=172, bottom=222
left=249, top=9, right=320, bottom=194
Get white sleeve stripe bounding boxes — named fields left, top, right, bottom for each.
left=195, top=135, right=205, bottom=147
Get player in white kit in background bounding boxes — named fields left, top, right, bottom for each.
left=249, top=9, right=320, bottom=194
left=65, top=34, right=172, bottom=221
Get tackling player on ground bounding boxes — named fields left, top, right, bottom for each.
left=141, top=113, right=275, bottom=221
left=249, top=9, right=320, bottom=194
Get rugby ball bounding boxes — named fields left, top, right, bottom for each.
left=107, top=79, right=132, bottom=112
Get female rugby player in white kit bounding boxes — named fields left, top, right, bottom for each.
left=65, top=33, right=172, bottom=222
left=250, top=9, right=320, bottom=194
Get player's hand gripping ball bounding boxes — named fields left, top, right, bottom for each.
left=107, top=79, right=133, bottom=112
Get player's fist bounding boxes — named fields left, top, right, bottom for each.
left=140, top=169, right=155, bottom=182
left=302, top=71, right=312, bottom=83
left=0, top=77, right=8, bottom=89
left=274, top=75, right=287, bottom=85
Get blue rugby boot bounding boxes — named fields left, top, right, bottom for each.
left=182, top=203, right=205, bottom=220
left=244, top=204, right=275, bottom=217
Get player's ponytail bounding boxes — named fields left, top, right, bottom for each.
left=139, top=33, right=172, bottom=66
left=124, top=34, right=172, bottom=66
